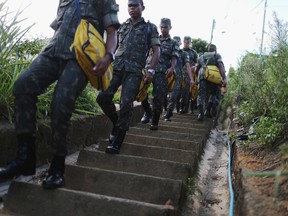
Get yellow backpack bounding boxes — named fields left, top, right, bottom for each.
left=205, top=65, right=222, bottom=85
left=70, top=0, right=112, bottom=91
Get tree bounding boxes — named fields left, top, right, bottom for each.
left=191, top=38, right=208, bottom=54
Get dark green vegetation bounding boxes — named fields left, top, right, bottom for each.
left=222, top=13, right=288, bottom=170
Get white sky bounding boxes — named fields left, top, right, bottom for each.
left=3, top=0, right=288, bottom=68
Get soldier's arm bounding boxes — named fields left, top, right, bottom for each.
left=93, top=26, right=118, bottom=76
left=144, top=45, right=160, bottom=84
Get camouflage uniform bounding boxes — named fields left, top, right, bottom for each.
left=13, top=0, right=120, bottom=156
left=149, top=35, right=179, bottom=123
left=179, top=46, right=198, bottom=113
left=166, top=45, right=189, bottom=115
left=97, top=18, right=160, bottom=131
left=197, top=51, right=224, bottom=112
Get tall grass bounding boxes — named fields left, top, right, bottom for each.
left=0, top=0, right=34, bottom=121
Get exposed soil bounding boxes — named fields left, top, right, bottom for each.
left=234, top=144, right=288, bottom=216
left=181, top=107, right=288, bottom=216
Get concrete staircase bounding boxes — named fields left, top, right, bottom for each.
left=1, top=112, right=213, bottom=216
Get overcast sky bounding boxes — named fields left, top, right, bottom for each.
left=4, top=0, right=288, bottom=68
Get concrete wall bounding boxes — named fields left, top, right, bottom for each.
left=0, top=104, right=144, bottom=167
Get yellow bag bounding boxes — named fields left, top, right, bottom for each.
left=181, top=75, right=186, bottom=88
left=205, top=65, right=222, bottom=85
left=70, top=19, right=113, bottom=91
left=190, top=85, right=198, bottom=101
left=135, top=69, right=150, bottom=102
left=166, top=71, right=176, bottom=92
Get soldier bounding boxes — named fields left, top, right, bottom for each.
left=0, top=0, right=120, bottom=189
left=179, top=36, right=198, bottom=114
left=195, top=44, right=226, bottom=121
left=140, top=18, right=179, bottom=130
left=96, top=0, right=160, bottom=154
left=163, top=36, right=192, bottom=121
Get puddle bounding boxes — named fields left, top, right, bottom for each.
left=181, top=128, right=230, bottom=216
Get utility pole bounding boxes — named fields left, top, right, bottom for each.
left=210, top=19, right=216, bottom=44
left=260, top=0, right=267, bottom=56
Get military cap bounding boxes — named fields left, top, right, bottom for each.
left=183, top=36, right=191, bottom=43
left=128, top=0, right=144, bottom=5
left=173, top=36, right=181, bottom=43
left=160, top=18, right=171, bottom=26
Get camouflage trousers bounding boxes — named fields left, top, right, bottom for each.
left=96, top=69, right=142, bottom=131
left=197, top=79, right=221, bottom=108
left=166, top=72, right=182, bottom=112
left=179, top=74, right=191, bottom=107
left=152, top=72, right=168, bottom=115
left=13, top=53, right=88, bottom=156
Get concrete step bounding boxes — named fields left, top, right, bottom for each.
left=160, top=114, right=213, bottom=124
left=3, top=180, right=176, bottom=216
left=64, top=164, right=184, bottom=206
left=98, top=140, right=197, bottom=165
left=124, top=133, right=203, bottom=152
left=1, top=106, right=214, bottom=215
left=135, top=123, right=208, bottom=134
left=77, top=149, right=191, bottom=181
left=127, top=127, right=203, bottom=142
left=160, top=119, right=212, bottom=129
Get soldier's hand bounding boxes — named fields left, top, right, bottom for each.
left=144, top=72, right=153, bottom=84
left=93, top=56, right=111, bottom=76
left=190, top=80, right=195, bottom=88
left=165, top=68, right=174, bottom=77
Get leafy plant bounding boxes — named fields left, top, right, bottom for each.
left=254, top=116, right=284, bottom=146
left=0, top=0, right=34, bottom=121
left=222, top=14, right=288, bottom=149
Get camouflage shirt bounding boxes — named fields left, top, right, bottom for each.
left=113, top=18, right=160, bottom=74
left=197, top=51, right=224, bottom=80
left=155, top=36, right=180, bottom=73
left=42, top=0, right=120, bottom=59
left=182, top=48, right=198, bottom=76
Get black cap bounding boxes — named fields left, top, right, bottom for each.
left=183, top=36, right=191, bottom=43
left=173, top=36, right=181, bottom=43
left=160, top=18, right=171, bottom=26
left=128, top=0, right=143, bottom=5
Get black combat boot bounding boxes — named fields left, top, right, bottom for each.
left=179, top=103, right=188, bottom=114
left=0, top=133, right=36, bottom=180
left=141, top=112, right=152, bottom=124
left=197, top=105, right=204, bottom=121
left=107, top=113, right=118, bottom=144
left=141, top=98, right=152, bottom=124
left=150, top=113, right=160, bottom=130
left=190, top=100, right=197, bottom=114
left=106, top=129, right=126, bottom=154
left=42, top=155, right=65, bottom=189
left=164, top=109, right=173, bottom=121
left=204, top=102, right=213, bottom=118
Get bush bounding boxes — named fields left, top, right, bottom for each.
left=223, top=13, right=288, bottom=148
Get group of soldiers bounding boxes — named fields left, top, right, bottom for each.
left=0, top=0, right=226, bottom=190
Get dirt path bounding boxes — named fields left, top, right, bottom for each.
left=181, top=127, right=231, bottom=216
